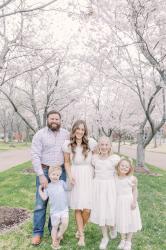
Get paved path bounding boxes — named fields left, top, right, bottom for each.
left=0, top=148, right=31, bottom=172
left=113, top=144, right=166, bottom=171
left=0, top=145, right=165, bottom=172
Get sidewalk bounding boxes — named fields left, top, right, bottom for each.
left=0, top=145, right=165, bottom=172
left=113, top=144, right=166, bottom=171
left=0, top=148, right=31, bottom=172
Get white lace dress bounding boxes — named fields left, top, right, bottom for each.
left=62, top=138, right=97, bottom=210
left=90, top=154, right=120, bottom=226
left=115, top=176, right=142, bottom=233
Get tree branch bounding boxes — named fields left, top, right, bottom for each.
left=0, top=0, right=13, bottom=10
left=0, top=0, right=58, bottom=18
left=0, top=88, right=36, bottom=132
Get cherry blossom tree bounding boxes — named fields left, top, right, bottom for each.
left=79, top=0, right=166, bottom=167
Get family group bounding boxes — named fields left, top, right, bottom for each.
left=31, top=110, right=142, bottom=250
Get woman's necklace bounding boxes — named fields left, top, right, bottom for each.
left=76, top=139, right=82, bottom=146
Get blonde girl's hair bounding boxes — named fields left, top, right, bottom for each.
left=69, top=120, right=90, bottom=159
left=48, top=165, right=62, bottom=176
left=98, top=136, right=112, bottom=156
left=116, top=157, right=134, bottom=176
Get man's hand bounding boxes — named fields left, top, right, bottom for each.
left=39, top=185, right=43, bottom=192
left=39, top=175, right=48, bottom=188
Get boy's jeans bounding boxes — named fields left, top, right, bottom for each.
left=33, top=165, right=66, bottom=237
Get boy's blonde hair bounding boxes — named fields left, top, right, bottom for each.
left=48, top=165, right=62, bottom=176
left=97, top=136, right=112, bottom=156
left=116, top=157, right=134, bottom=176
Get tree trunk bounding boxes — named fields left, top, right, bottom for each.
left=159, top=131, right=162, bottom=146
left=9, top=122, right=14, bottom=143
left=3, top=126, right=8, bottom=143
left=25, top=126, right=30, bottom=144
left=136, top=131, right=145, bottom=167
left=43, top=108, right=47, bottom=127
left=98, top=128, right=102, bottom=137
left=118, top=135, right=121, bottom=154
left=154, top=134, right=157, bottom=148
left=8, top=129, right=12, bottom=143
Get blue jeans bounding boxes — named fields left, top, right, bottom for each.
left=33, top=165, right=66, bottom=237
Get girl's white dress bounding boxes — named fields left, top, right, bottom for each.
left=90, top=154, right=120, bottom=226
left=116, top=176, right=142, bottom=233
left=62, top=138, right=97, bottom=210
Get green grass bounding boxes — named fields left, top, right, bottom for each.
left=0, top=162, right=165, bottom=250
left=0, top=142, right=31, bottom=151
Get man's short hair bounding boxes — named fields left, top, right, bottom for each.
left=47, top=110, right=61, bottom=119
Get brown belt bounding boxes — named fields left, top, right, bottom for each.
left=41, top=164, right=64, bottom=170
left=41, top=164, right=50, bottom=169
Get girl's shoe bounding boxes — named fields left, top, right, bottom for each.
left=78, top=233, right=85, bottom=247
left=124, top=241, right=132, bottom=250
left=117, top=240, right=126, bottom=249
left=51, top=242, right=61, bottom=250
left=51, top=245, right=61, bottom=250
left=75, top=231, right=80, bottom=239
left=109, top=228, right=117, bottom=239
left=99, top=237, right=109, bottom=250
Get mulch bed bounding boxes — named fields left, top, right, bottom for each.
left=135, top=167, right=163, bottom=176
left=0, top=207, right=30, bottom=233
left=22, top=167, right=35, bottom=174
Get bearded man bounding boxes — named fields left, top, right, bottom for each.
left=31, top=110, right=69, bottom=245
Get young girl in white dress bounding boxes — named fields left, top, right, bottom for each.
left=62, top=120, right=97, bottom=247
left=115, top=158, right=142, bottom=250
left=90, top=136, right=120, bottom=250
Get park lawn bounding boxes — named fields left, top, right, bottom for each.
left=0, top=162, right=165, bottom=250
left=0, top=142, right=31, bottom=151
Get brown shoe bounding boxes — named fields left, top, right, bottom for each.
left=32, top=235, right=41, bottom=245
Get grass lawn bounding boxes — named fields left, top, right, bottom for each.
left=0, top=142, right=31, bottom=151
left=0, top=162, right=165, bottom=250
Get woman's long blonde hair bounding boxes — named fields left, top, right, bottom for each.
left=69, top=120, right=90, bottom=158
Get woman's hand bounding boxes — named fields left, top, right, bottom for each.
left=69, top=175, right=76, bottom=186
left=131, top=201, right=136, bottom=210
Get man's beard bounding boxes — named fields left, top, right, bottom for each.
left=47, top=122, right=61, bottom=131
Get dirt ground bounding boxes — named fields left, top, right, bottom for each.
left=0, top=207, right=30, bottom=233
left=135, top=167, right=163, bottom=176
left=22, top=167, right=35, bottom=174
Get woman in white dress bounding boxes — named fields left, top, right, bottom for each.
left=90, top=136, right=120, bottom=250
left=63, top=120, right=97, bottom=247
left=115, top=158, right=142, bottom=250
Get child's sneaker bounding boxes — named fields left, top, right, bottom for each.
left=109, top=228, right=117, bottom=239
left=117, top=240, right=126, bottom=249
left=124, top=241, right=132, bottom=250
left=99, top=237, right=109, bottom=250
